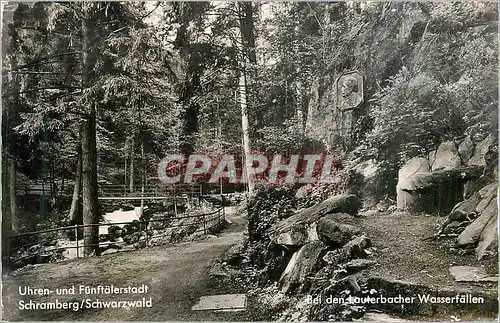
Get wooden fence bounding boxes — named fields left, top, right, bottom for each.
left=6, top=205, right=225, bottom=267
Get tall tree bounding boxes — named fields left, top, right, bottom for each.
left=238, top=2, right=256, bottom=192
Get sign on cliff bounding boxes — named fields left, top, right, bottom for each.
left=336, top=71, right=364, bottom=111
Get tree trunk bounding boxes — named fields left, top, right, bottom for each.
left=69, top=136, right=82, bottom=222
left=81, top=4, right=100, bottom=256
left=239, top=73, right=253, bottom=193
left=82, top=110, right=99, bottom=256
left=129, top=136, right=134, bottom=193
left=238, top=2, right=256, bottom=193
left=9, top=156, right=18, bottom=233
left=140, top=140, right=145, bottom=216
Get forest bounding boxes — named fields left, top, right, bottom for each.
left=1, top=2, right=498, bottom=321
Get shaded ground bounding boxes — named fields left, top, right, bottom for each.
left=2, top=206, right=271, bottom=321
left=2, top=206, right=498, bottom=322
left=360, top=209, right=497, bottom=287
left=358, top=209, right=498, bottom=321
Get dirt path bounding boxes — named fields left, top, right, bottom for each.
left=359, top=209, right=497, bottom=289
left=2, top=206, right=259, bottom=321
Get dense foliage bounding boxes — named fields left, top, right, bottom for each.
left=2, top=2, right=497, bottom=240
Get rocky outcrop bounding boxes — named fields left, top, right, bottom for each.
left=475, top=215, right=498, bottom=260
left=437, top=181, right=497, bottom=260
left=396, top=134, right=497, bottom=214
left=476, top=183, right=497, bottom=213
left=396, top=157, right=429, bottom=209
left=264, top=192, right=373, bottom=295
left=278, top=241, right=326, bottom=294
left=398, top=161, right=482, bottom=213
left=456, top=197, right=496, bottom=247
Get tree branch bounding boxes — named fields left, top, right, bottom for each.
left=11, top=52, right=80, bottom=71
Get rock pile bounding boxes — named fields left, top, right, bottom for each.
left=268, top=194, right=377, bottom=298
left=265, top=194, right=381, bottom=321
left=231, top=189, right=377, bottom=321
left=397, top=135, right=496, bottom=214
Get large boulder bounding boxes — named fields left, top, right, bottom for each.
left=458, top=136, right=474, bottom=164
left=278, top=241, right=326, bottom=294
left=457, top=198, right=497, bottom=246
left=396, top=157, right=429, bottom=209
left=431, top=141, right=462, bottom=171
left=310, top=194, right=362, bottom=217
left=317, top=217, right=361, bottom=247
left=468, top=135, right=495, bottom=166
left=271, top=195, right=361, bottom=246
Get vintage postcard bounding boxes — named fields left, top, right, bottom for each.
left=1, top=1, right=498, bottom=322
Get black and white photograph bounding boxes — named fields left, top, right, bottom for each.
left=0, top=1, right=498, bottom=321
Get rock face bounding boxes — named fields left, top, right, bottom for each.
left=348, top=159, right=397, bottom=208
left=468, top=135, right=495, bottom=166
left=305, top=73, right=366, bottom=150
left=396, top=157, right=430, bottom=209
left=457, top=197, right=496, bottom=247
left=476, top=215, right=497, bottom=260
left=431, top=141, right=462, bottom=171
left=278, top=241, right=326, bottom=293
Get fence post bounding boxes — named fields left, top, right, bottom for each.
left=203, top=214, right=206, bottom=234
left=75, top=225, right=79, bottom=258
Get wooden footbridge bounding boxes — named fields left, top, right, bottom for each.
left=17, top=180, right=238, bottom=204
